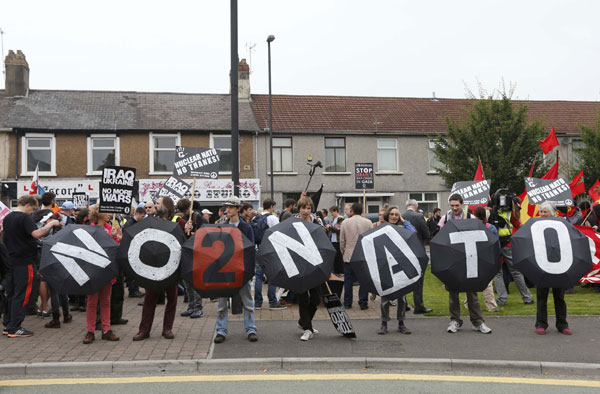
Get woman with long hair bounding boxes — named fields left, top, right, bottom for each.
left=376, top=206, right=415, bottom=335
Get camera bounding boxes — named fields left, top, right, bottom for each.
left=492, top=188, right=517, bottom=211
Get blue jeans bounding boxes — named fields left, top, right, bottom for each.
left=216, top=283, right=257, bottom=337
left=254, top=263, right=277, bottom=306
left=343, top=263, right=368, bottom=308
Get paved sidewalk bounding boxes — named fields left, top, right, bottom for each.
left=1, top=289, right=599, bottom=365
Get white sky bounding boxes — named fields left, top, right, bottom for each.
left=1, top=0, right=599, bottom=101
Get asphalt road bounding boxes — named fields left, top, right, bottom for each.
left=1, top=373, right=599, bottom=394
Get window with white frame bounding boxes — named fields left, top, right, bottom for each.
left=211, top=134, right=233, bottom=173
left=22, top=134, right=56, bottom=175
left=408, top=192, right=439, bottom=216
left=572, top=140, right=585, bottom=169
left=428, top=139, right=444, bottom=172
left=273, top=137, right=293, bottom=172
left=87, top=135, right=119, bottom=175
left=377, top=139, right=398, bottom=172
left=150, top=133, right=180, bottom=174
left=325, top=137, right=346, bottom=172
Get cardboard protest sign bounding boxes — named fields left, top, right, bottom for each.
left=173, top=146, right=220, bottom=179
left=450, top=180, right=491, bottom=205
left=0, top=201, right=11, bottom=232
left=72, top=192, right=89, bottom=209
left=99, top=166, right=137, bottom=214
left=355, top=163, right=374, bottom=190
left=156, top=175, right=190, bottom=204
left=323, top=293, right=357, bottom=338
left=525, top=177, right=573, bottom=206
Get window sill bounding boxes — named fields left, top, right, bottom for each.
left=375, top=171, right=404, bottom=175
left=426, top=170, right=440, bottom=175
left=149, top=171, right=173, bottom=176
left=267, top=172, right=298, bottom=176
left=322, top=171, right=352, bottom=175
left=21, top=172, right=57, bottom=177
left=86, top=172, right=103, bottom=177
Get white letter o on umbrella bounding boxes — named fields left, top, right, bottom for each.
left=128, top=228, right=181, bottom=281
left=531, top=220, right=572, bottom=274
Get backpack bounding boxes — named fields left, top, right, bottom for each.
left=251, top=213, right=271, bottom=245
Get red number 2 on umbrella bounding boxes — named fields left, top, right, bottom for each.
left=192, top=227, right=245, bottom=289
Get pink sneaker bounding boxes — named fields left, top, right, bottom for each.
left=535, top=327, right=546, bottom=335
left=560, top=328, right=573, bottom=335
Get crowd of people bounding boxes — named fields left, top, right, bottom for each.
left=0, top=189, right=598, bottom=345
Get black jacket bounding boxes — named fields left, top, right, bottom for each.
left=402, top=209, right=430, bottom=242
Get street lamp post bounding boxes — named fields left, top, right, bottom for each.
left=267, top=34, right=275, bottom=200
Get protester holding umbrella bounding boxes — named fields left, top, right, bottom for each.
left=84, top=205, right=120, bottom=344
left=133, top=196, right=183, bottom=341
left=213, top=196, right=258, bottom=344
left=535, top=202, right=572, bottom=335
left=439, top=194, right=492, bottom=334
left=376, top=206, right=416, bottom=335
left=294, top=196, right=327, bottom=341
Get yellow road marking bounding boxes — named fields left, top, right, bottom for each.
left=1, top=374, right=599, bottom=388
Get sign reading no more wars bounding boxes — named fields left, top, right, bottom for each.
left=450, top=180, right=491, bottom=206
left=525, top=177, right=573, bottom=206
left=99, top=166, right=137, bottom=215
left=174, top=146, right=220, bottom=179
left=355, top=163, right=374, bottom=190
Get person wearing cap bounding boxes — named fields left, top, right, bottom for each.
left=201, top=209, right=212, bottom=223
left=58, top=201, right=76, bottom=226
left=213, top=196, right=258, bottom=344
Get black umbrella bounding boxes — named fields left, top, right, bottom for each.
left=349, top=223, right=428, bottom=298
left=430, top=219, right=501, bottom=292
left=257, top=217, right=335, bottom=293
left=117, top=215, right=186, bottom=292
left=512, top=217, right=593, bottom=288
left=181, top=224, right=255, bottom=298
left=40, top=224, right=119, bottom=295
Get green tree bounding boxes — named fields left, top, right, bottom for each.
left=576, top=115, right=600, bottom=191
left=431, top=95, right=549, bottom=194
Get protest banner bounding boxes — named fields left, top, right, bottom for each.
left=72, top=192, right=89, bottom=209
left=525, top=177, right=573, bottom=206
left=156, top=175, right=190, bottom=204
left=355, top=163, right=374, bottom=190
left=450, top=180, right=491, bottom=205
left=173, top=146, right=220, bottom=179
left=0, top=201, right=11, bottom=232
left=99, top=166, right=137, bottom=214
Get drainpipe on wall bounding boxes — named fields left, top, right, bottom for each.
left=254, top=129, right=259, bottom=179
left=14, top=128, right=19, bottom=180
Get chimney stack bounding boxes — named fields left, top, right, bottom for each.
left=237, top=58, right=250, bottom=101
left=5, top=50, right=29, bottom=97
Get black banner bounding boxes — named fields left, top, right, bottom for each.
left=72, top=192, right=89, bottom=209
left=323, top=293, right=357, bottom=338
left=99, top=166, right=136, bottom=214
left=156, top=176, right=190, bottom=204
left=450, top=180, right=491, bottom=205
left=173, top=146, right=220, bottom=179
left=525, top=177, right=574, bottom=206
left=355, top=163, right=374, bottom=190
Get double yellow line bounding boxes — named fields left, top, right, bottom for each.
left=1, top=373, right=599, bottom=387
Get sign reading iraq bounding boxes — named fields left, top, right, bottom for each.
left=156, top=175, right=190, bottom=204
left=450, top=180, right=491, bottom=205
left=173, top=146, right=220, bottom=179
left=99, top=166, right=137, bottom=214
left=525, top=177, right=573, bottom=206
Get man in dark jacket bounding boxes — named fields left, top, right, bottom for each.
left=213, top=196, right=258, bottom=344
left=403, top=199, right=433, bottom=314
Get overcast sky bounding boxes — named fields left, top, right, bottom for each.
left=1, top=0, right=599, bottom=101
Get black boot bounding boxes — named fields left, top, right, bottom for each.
left=45, top=311, right=61, bottom=328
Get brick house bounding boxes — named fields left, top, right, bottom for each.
left=250, top=94, right=600, bottom=216
left=0, top=51, right=261, bottom=210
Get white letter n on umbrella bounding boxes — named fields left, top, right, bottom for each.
left=50, top=228, right=111, bottom=286
left=449, top=230, right=488, bottom=278
left=269, top=223, right=323, bottom=277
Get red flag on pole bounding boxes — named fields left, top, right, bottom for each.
left=29, top=163, right=39, bottom=195
left=541, top=156, right=559, bottom=180
left=569, top=169, right=585, bottom=198
left=575, top=225, right=600, bottom=283
left=474, top=157, right=485, bottom=181
left=539, top=127, right=559, bottom=154
left=589, top=179, right=600, bottom=203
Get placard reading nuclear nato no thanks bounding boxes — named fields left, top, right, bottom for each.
left=450, top=180, right=491, bottom=205
left=156, top=175, right=190, bottom=204
left=525, top=177, right=574, bottom=206
left=173, top=146, right=220, bottom=179
left=99, top=166, right=137, bottom=214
